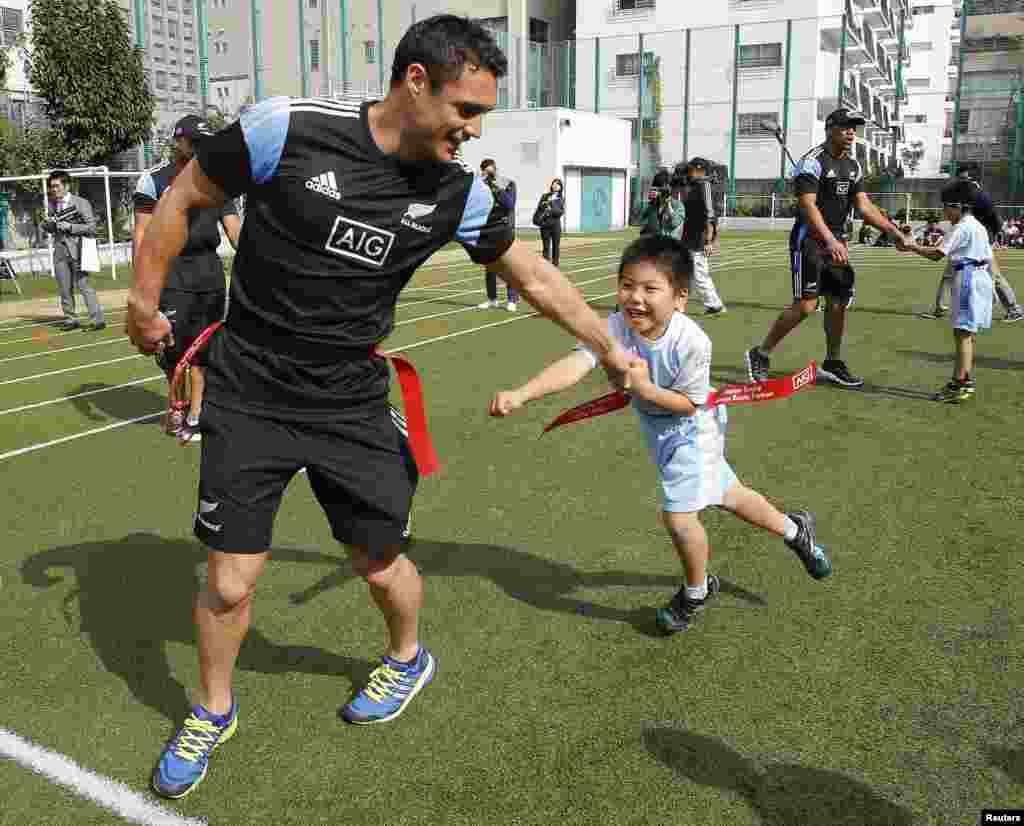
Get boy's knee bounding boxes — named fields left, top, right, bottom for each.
left=351, top=547, right=407, bottom=587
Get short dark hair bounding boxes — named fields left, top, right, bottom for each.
left=619, top=235, right=694, bottom=293
left=391, top=15, right=508, bottom=92
left=480, top=158, right=495, bottom=171
left=651, top=168, right=672, bottom=189
left=941, top=180, right=975, bottom=210
left=47, top=170, right=71, bottom=186
left=549, top=177, right=563, bottom=191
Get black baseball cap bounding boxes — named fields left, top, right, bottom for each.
left=825, top=108, right=866, bottom=129
left=686, top=157, right=711, bottom=171
left=173, top=114, right=215, bottom=141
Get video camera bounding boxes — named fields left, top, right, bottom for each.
left=647, top=168, right=674, bottom=203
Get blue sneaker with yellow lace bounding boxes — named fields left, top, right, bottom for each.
left=151, top=702, right=238, bottom=799
left=341, top=647, right=435, bottom=724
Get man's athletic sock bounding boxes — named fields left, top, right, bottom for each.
left=782, top=515, right=799, bottom=542
left=685, top=579, right=709, bottom=602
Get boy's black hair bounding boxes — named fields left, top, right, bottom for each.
left=391, top=15, right=508, bottom=92
left=618, top=235, right=694, bottom=293
left=480, top=158, right=496, bottom=171
left=651, top=167, right=672, bottom=189
left=941, top=180, right=975, bottom=210
left=47, top=170, right=71, bottom=186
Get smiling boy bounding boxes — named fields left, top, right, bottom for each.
left=492, top=236, right=832, bottom=635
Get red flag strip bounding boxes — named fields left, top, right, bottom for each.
left=542, top=361, right=816, bottom=435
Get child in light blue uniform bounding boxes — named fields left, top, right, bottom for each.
left=904, top=179, right=994, bottom=403
left=491, top=236, right=832, bottom=634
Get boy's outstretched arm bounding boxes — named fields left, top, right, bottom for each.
left=904, top=239, right=946, bottom=262
left=490, top=351, right=595, bottom=417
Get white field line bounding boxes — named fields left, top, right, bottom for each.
left=0, top=335, right=130, bottom=364
left=0, top=375, right=164, bottom=417
left=0, top=241, right=625, bottom=334
left=0, top=286, right=622, bottom=463
left=0, top=727, right=207, bottom=826
left=0, top=239, right=778, bottom=339
left=0, top=354, right=145, bottom=386
left=0, top=241, right=781, bottom=387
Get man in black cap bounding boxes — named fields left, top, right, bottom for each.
left=133, top=114, right=243, bottom=441
left=678, top=157, right=726, bottom=315
left=744, top=108, right=906, bottom=387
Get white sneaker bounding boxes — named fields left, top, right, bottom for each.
left=477, top=300, right=498, bottom=309
left=506, top=301, right=518, bottom=312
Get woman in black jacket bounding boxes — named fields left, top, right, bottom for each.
left=534, top=178, right=565, bottom=266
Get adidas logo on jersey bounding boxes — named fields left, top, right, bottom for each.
left=306, top=171, right=341, bottom=200
left=826, top=169, right=837, bottom=179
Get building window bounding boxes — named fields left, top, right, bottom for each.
left=308, top=0, right=317, bottom=7
left=614, top=0, right=655, bottom=10
left=1, top=7, right=24, bottom=46
left=912, top=4, right=934, bottom=13
left=310, top=39, right=319, bottom=71
left=186, top=75, right=196, bottom=93
left=168, top=19, right=178, bottom=38
left=737, top=112, right=778, bottom=138
left=152, top=15, right=163, bottom=34
left=906, top=113, right=927, bottom=124
left=738, top=43, right=782, bottom=69
left=155, top=71, right=167, bottom=90
left=958, top=109, right=970, bottom=134
left=529, top=18, right=549, bottom=43
left=365, top=40, right=376, bottom=64
left=615, top=51, right=653, bottom=77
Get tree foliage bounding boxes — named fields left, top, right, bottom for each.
left=23, top=0, right=154, bottom=164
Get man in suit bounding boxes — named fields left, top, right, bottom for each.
left=42, top=170, right=105, bottom=331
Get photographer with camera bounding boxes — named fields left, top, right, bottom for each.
left=638, top=168, right=685, bottom=240
left=477, top=158, right=519, bottom=311
left=678, top=158, right=726, bottom=317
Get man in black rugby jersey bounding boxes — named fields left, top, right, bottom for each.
left=127, top=14, right=631, bottom=799
left=744, top=109, right=907, bottom=388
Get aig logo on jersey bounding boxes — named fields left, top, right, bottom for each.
left=836, top=180, right=850, bottom=195
left=325, top=216, right=396, bottom=267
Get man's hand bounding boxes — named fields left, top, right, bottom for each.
left=703, top=242, right=714, bottom=258
left=600, top=344, right=634, bottom=392
left=894, top=233, right=910, bottom=252
left=56, top=221, right=72, bottom=233
left=825, top=237, right=850, bottom=264
left=489, top=389, right=527, bottom=417
left=126, top=300, right=173, bottom=355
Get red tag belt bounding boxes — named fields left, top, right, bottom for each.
left=168, top=323, right=439, bottom=476
left=543, top=361, right=817, bottom=435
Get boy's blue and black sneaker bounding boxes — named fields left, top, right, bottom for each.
left=933, top=378, right=974, bottom=403
left=655, top=575, right=721, bottom=635
left=785, top=511, right=832, bottom=579
left=152, top=702, right=238, bottom=799
left=341, top=646, right=435, bottom=725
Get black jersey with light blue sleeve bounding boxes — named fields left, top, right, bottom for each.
left=192, top=96, right=516, bottom=421
left=792, top=143, right=864, bottom=238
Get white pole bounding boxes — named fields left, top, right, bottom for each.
left=40, top=174, right=55, bottom=282
left=905, top=192, right=911, bottom=227
left=770, top=192, right=776, bottom=227
left=101, top=166, right=115, bottom=280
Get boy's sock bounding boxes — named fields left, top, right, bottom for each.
left=685, top=580, right=708, bottom=602
left=782, top=515, right=799, bottom=542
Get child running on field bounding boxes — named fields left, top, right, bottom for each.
left=490, top=235, right=832, bottom=634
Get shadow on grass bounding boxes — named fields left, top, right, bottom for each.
left=724, top=298, right=922, bottom=320
left=20, top=533, right=375, bottom=723
left=289, top=538, right=766, bottom=638
left=987, top=745, right=1024, bottom=784
left=643, top=725, right=913, bottom=826
left=710, top=366, right=935, bottom=403
left=896, top=349, right=1024, bottom=372
left=68, top=381, right=166, bottom=423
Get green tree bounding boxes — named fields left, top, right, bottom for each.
left=23, top=0, right=154, bottom=164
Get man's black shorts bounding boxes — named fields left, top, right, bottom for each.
left=790, top=224, right=856, bottom=305
left=156, top=288, right=226, bottom=372
left=193, top=400, right=418, bottom=554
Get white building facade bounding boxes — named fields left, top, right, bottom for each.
left=574, top=0, right=915, bottom=190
